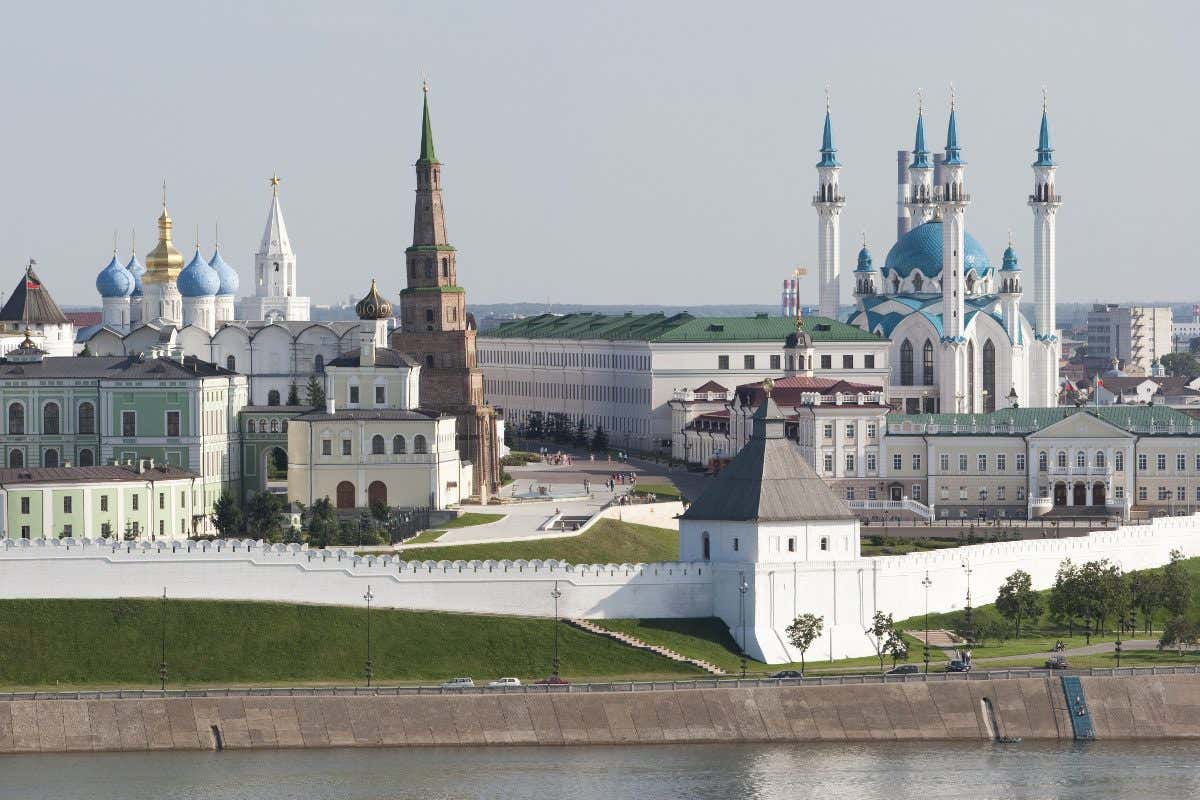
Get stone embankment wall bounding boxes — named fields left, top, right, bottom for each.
left=2, top=674, right=1198, bottom=753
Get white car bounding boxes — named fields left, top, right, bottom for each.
left=440, top=677, right=475, bottom=689
left=488, top=677, right=522, bottom=687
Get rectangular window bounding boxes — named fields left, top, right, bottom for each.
left=912, top=454, right=922, bottom=471
left=1138, top=454, right=1147, bottom=471
left=63, top=496, right=72, bottom=513
left=939, top=454, right=950, bottom=472
left=132, top=495, right=139, bottom=511
left=787, top=537, right=795, bottom=553
left=1016, top=453, right=1026, bottom=472
left=997, top=454, right=1007, bottom=472
left=997, top=486, right=1006, bottom=501
left=733, top=537, right=739, bottom=552
left=342, top=439, right=352, bottom=455
left=845, top=454, right=855, bottom=472
left=166, top=411, right=180, bottom=438
left=820, top=355, right=832, bottom=369
left=939, top=486, right=949, bottom=501
left=770, top=355, right=781, bottom=370
left=823, top=424, right=834, bottom=439
left=20, top=497, right=30, bottom=514
left=718, top=355, right=729, bottom=370
left=912, top=484, right=922, bottom=500
left=823, top=453, right=833, bottom=473
left=181, top=491, right=186, bottom=507
left=122, top=411, right=136, bottom=437
left=1159, top=487, right=1171, bottom=501
left=375, top=386, right=386, bottom=404
left=159, top=520, right=165, bottom=537
left=20, top=526, right=29, bottom=538
left=1115, top=486, right=1125, bottom=500
left=842, top=354, right=853, bottom=369
left=321, top=439, right=332, bottom=456
left=893, top=454, right=903, bottom=471
left=743, top=355, right=755, bottom=370
left=1179, top=486, right=1187, bottom=501
left=1178, top=454, right=1187, bottom=471
left=867, top=453, right=877, bottom=471
left=864, top=355, right=875, bottom=369
left=159, top=493, right=165, bottom=510
left=349, top=386, right=360, bottom=404
left=959, top=486, right=967, bottom=500
left=100, top=495, right=108, bottom=512
left=845, top=423, right=855, bottom=439
left=845, top=487, right=855, bottom=500
left=63, top=524, right=72, bottom=536
left=978, top=454, right=987, bottom=472
left=867, top=424, right=877, bottom=438
left=868, top=487, right=877, bottom=500
left=1138, top=486, right=1147, bottom=501
left=958, top=455, right=968, bottom=472
left=1157, top=454, right=1167, bottom=471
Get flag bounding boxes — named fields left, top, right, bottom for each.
left=25, top=279, right=39, bottom=289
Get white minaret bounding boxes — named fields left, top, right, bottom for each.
left=1030, top=96, right=1060, bottom=340
left=998, top=233, right=1023, bottom=344
left=939, top=91, right=972, bottom=413
left=905, top=94, right=936, bottom=231
left=813, top=93, right=844, bottom=320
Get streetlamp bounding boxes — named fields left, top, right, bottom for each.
left=961, top=560, right=974, bottom=646
left=738, top=573, right=749, bottom=678
left=363, top=585, right=374, bottom=687
left=921, top=571, right=933, bottom=674
left=550, top=581, right=563, bottom=677
left=159, top=587, right=168, bottom=691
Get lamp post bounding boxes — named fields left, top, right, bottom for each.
left=738, top=573, right=749, bottom=678
left=363, top=585, right=374, bottom=687
left=921, top=571, right=933, bottom=674
left=961, top=560, right=973, bottom=645
left=550, top=581, right=563, bottom=677
left=1114, top=635, right=1122, bottom=668
left=158, top=587, right=168, bottom=691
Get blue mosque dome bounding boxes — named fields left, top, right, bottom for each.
left=1001, top=244, right=1021, bottom=271
left=208, top=247, right=240, bottom=296
left=883, top=220, right=991, bottom=280
left=126, top=254, right=146, bottom=297
left=95, top=254, right=134, bottom=298
left=854, top=245, right=874, bottom=272
left=177, top=249, right=220, bottom=297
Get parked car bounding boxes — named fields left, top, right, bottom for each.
left=944, top=660, right=972, bottom=673
left=489, top=677, right=522, bottom=687
left=440, top=677, right=475, bottom=689
left=771, top=670, right=804, bottom=679
left=886, top=664, right=919, bottom=675
left=534, top=675, right=570, bottom=685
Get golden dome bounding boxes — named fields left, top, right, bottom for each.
left=144, top=188, right=184, bottom=285
left=355, top=279, right=393, bottom=320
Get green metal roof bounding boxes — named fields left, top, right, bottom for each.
left=888, top=406, right=1199, bottom=435
left=480, top=312, right=882, bottom=343
left=418, top=89, right=439, bottom=165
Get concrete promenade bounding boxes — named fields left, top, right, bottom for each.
left=3, top=671, right=1199, bottom=752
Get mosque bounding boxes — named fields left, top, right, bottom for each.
left=810, top=91, right=1061, bottom=414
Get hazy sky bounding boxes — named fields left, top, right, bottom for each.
left=0, top=1, right=1193, bottom=309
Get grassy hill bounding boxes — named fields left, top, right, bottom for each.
left=0, top=599, right=700, bottom=690
left=397, top=518, right=678, bottom=563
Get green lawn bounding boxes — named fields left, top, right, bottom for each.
left=859, top=536, right=961, bottom=557
left=404, top=529, right=446, bottom=545
left=442, top=512, right=505, bottom=529
left=0, top=598, right=701, bottom=690
left=630, top=482, right=685, bottom=502
left=399, top=518, right=678, bottom=564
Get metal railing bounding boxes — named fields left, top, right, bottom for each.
left=5, top=664, right=1197, bottom=702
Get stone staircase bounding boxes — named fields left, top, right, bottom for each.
left=567, top=619, right=726, bottom=675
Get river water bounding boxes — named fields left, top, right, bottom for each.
left=2, top=741, right=1199, bottom=800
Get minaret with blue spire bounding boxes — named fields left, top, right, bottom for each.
left=999, top=232, right=1023, bottom=344
left=852, top=234, right=878, bottom=307
left=938, top=86, right=973, bottom=411
left=904, top=91, right=936, bottom=232
left=1028, top=90, right=1062, bottom=406
left=812, top=88, right=845, bottom=320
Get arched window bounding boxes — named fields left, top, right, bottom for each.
left=424, top=261, right=433, bottom=279
left=8, top=449, right=22, bottom=468
left=267, top=390, right=281, bottom=406
left=43, top=402, right=59, bottom=435
left=44, top=448, right=59, bottom=468
left=899, top=340, right=914, bottom=386
left=335, top=481, right=355, bottom=509
left=912, top=274, right=924, bottom=292
left=270, top=419, right=279, bottom=433
left=701, top=532, right=710, bottom=561
left=392, top=435, right=406, bottom=454
left=226, top=355, right=236, bottom=371
left=314, top=354, right=324, bottom=373
left=1095, top=451, right=1106, bottom=469
left=1039, top=451, right=1048, bottom=471
left=368, top=480, right=387, bottom=507
left=440, top=258, right=448, bottom=277
left=1057, top=451, right=1067, bottom=468
left=922, top=340, right=934, bottom=386
left=1076, top=451, right=1086, bottom=468
left=982, top=339, right=996, bottom=412
left=78, top=448, right=94, bottom=467
left=966, top=340, right=976, bottom=411
left=414, top=434, right=428, bottom=454
left=371, top=434, right=385, bottom=455
left=78, top=402, right=95, bottom=434
left=8, top=402, right=24, bottom=435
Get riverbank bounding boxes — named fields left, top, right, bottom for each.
left=3, top=671, right=1199, bottom=753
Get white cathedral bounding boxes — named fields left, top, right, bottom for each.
left=811, top=93, right=1061, bottom=414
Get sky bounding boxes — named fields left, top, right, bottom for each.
left=0, top=1, right=1194, bottom=309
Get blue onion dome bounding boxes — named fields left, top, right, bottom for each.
left=126, top=253, right=146, bottom=297
left=883, top=220, right=991, bottom=279
left=1001, top=244, right=1021, bottom=271
left=96, top=254, right=134, bottom=298
left=854, top=245, right=874, bottom=272
left=177, top=248, right=220, bottom=297
left=208, top=246, right=240, bottom=296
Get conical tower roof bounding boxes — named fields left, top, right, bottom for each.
left=259, top=174, right=293, bottom=256
left=417, top=82, right=439, bottom=165
left=1, top=262, right=70, bottom=325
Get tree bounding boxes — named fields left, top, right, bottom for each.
left=245, top=491, right=284, bottom=542
left=1162, top=549, right=1192, bottom=618
left=1048, top=559, right=1082, bottom=635
left=995, top=570, right=1041, bottom=638
left=1158, top=616, right=1200, bottom=655
left=1190, top=336, right=1200, bottom=355
left=304, top=374, right=326, bottom=409
left=573, top=417, right=590, bottom=449
left=591, top=425, right=609, bottom=452
left=211, top=493, right=243, bottom=538
left=548, top=413, right=572, bottom=444
left=865, top=611, right=896, bottom=673
left=972, top=611, right=1012, bottom=646
left=1161, top=353, right=1200, bottom=379
left=784, top=614, right=824, bottom=674
left=287, top=383, right=301, bottom=406
left=884, top=630, right=908, bottom=669
left=526, top=412, right=545, bottom=440
left=1130, top=571, right=1164, bottom=634
left=370, top=499, right=390, bottom=522
left=306, top=497, right=340, bottom=548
